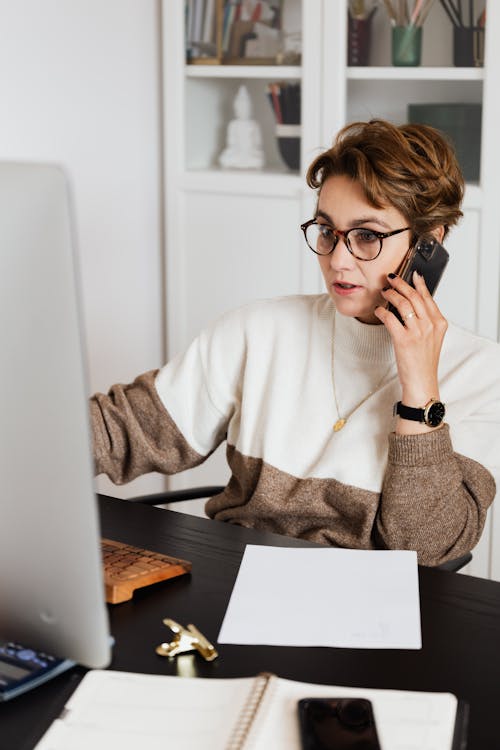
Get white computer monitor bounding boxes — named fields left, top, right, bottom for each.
left=0, top=161, right=111, bottom=669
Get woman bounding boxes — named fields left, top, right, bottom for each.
left=91, top=120, right=500, bottom=566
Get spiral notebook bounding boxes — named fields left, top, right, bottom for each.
left=34, top=669, right=467, bottom=750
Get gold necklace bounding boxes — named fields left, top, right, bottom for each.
left=331, top=312, right=394, bottom=432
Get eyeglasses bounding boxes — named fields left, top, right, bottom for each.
left=300, top=219, right=411, bottom=261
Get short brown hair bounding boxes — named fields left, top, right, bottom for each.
left=306, top=119, right=464, bottom=238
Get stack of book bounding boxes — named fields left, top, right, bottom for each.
left=186, top=0, right=219, bottom=61
left=267, top=81, right=301, bottom=171
left=186, top=1, right=283, bottom=64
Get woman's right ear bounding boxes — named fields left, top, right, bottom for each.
left=430, top=225, right=445, bottom=244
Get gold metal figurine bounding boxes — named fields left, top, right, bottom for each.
left=156, top=618, right=219, bottom=662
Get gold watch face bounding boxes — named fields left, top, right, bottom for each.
left=425, top=401, right=446, bottom=427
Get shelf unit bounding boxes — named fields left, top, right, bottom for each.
left=163, top=0, right=321, bottom=345
left=162, top=0, right=500, bottom=579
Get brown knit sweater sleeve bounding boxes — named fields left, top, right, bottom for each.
left=90, top=369, right=206, bottom=484
left=375, top=424, right=496, bottom=565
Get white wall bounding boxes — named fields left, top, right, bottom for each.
left=0, top=0, right=165, bottom=498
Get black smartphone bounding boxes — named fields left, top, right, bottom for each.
left=298, top=697, right=381, bottom=750
left=387, top=235, right=449, bottom=323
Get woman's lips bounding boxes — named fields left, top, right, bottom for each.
left=332, top=282, right=361, bottom=296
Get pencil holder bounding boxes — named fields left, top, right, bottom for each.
left=391, top=25, right=422, bottom=66
left=348, top=14, right=373, bottom=66
left=276, top=124, right=300, bottom=171
left=453, top=26, right=484, bottom=67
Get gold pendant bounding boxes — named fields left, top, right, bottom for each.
left=333, top=418, right=346, bottom=432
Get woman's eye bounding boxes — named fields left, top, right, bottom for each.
left=353, top=229, right=379, bottom=244
left=318, top=225, right=334, bottom=239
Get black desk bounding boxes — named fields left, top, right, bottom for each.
left=3, top=494, right=500, bottom=749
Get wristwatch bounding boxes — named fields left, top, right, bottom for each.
left=394, top=398, right=446, bottom=427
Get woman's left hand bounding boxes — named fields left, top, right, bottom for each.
left=374, top=271, right=448, bottom=432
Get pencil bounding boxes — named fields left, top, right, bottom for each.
left=440, top=0, right=459, bottom=26
left=418, top=0, right=436, bottom=25
left=384, top=0, right=397, bottom=24
left=410, top=0, right=424, bottom=25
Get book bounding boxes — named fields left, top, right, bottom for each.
left=191, top=0, right=205, bottom=44
left=202, top=0, right=216, bottom=43
left=34, top=669, right=467, bottom=750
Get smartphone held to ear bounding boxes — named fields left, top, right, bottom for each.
left=387, top=236, right=449, bottom=323
left=298, top=697, right=381, bottom=750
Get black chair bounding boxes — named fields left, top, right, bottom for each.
left=129, top=486, right=472, bottom=572
left=128, top=485, right=225, bottom=506
left=433, top=552, right=472, bottom=572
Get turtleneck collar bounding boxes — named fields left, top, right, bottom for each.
left=331, top=302, right=395, bottom=364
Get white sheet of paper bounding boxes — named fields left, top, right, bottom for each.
left=218, top=546, right=421, bottom=649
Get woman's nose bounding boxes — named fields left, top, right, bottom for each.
left=329, top=236, right=354, bottom=267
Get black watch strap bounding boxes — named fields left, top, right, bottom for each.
left=394, top=402, right=425, bottom=422
left=394, top=399, right=446, bottom=427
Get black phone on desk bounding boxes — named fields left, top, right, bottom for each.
left=298, top=697, right=381, bottom=750
left=387, top=236, right=449, bottom=323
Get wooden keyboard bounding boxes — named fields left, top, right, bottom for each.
left=101, top=538, right=192, bottom=604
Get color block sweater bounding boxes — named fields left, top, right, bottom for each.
left=91, top=295, right=500, bottom=565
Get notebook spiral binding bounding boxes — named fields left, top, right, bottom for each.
left=226, top=672, right=274, bottom=749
